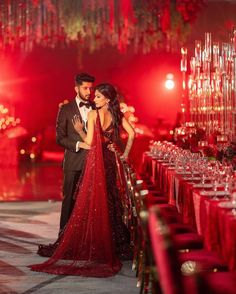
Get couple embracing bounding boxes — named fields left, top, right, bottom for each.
left=29, top=73, right=135, bottom=277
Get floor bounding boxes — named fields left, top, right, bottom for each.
left=0, top=163, right=138, bottom=294
left=0, top=163, right=63, bottom=202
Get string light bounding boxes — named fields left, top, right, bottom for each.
left=30, top=153, right=35, bottom=159
left=20, top=149, right=25, bottom=155
left=0, top=104, right=20, bottom=133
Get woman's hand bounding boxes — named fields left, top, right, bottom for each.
left=72, top=115, right=84, bottom=133
left=79, top=142, right=91, bottom=150
left=120, top=153, right=128, bottom=161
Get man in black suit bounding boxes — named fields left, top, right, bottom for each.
left=56, top=72, right=95, bottom=234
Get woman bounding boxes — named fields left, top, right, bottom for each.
left=29, top=83, right=135, bottom=277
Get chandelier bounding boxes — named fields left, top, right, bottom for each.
left=0, top=0, right=204, bottom=54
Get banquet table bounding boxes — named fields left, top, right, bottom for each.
left=142, top=151, right=236, bottom=270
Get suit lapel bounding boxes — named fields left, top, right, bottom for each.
left=71, top=99, right=83, bottom=122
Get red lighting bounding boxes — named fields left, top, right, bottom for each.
left=166, top=73, right=174, bottom=80
left=165, top=79, right=175, bottom=90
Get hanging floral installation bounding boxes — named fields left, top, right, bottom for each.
left=0, top=0, right=204, bottom=54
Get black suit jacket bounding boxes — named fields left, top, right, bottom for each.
left=56, top=99, right=94, bottom=171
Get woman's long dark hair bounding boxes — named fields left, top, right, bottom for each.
left=95, top=83, right=123, bottom=139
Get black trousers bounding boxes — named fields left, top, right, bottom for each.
left=59, top=170, right=82, bottom=232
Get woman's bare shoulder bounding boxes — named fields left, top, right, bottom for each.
left=88, top=110, right=97, bottom=120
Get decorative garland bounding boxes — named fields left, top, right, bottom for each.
left=0, top=0, right=205, bottom=53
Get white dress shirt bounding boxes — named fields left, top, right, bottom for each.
left=75, top=96, right=92, bottom=152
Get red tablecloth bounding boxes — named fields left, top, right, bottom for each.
left=142, top=152, right=236, bottom=270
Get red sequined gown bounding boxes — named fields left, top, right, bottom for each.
left=29, top=114, right=131, bottom=277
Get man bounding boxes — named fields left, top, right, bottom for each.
left=56, top=72, right=95, bottom=234
left=37, top=73, right=95, bottom=257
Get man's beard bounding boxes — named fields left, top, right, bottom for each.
left=78, top=90, right=90, bottom=101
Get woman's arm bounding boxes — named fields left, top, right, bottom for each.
left=72, top=111, right=96, bottom=147
left=121, top=116, right=135, bottom=160
left=83, top=111, right=96, bottom=146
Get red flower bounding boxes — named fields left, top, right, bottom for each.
left=202, top=145, right=217, bottom=158
left=176, top=0, right=205, bottom=23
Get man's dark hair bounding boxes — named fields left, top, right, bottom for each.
left=75, top=73, right=95, bottom=86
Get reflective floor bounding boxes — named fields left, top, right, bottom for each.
left=0, top=162, right=63, bottom=201
left=0, top=159, right=138, bottom=293
left=0, top=201, right=138, bottom=293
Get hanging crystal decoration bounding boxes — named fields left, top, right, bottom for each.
left=0, top=0, right=66, bottom=52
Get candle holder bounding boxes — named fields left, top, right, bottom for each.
left=183, top=31, right=236, bottom=145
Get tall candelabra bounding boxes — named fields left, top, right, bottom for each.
left=181, top=30, right=236, bottom=142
